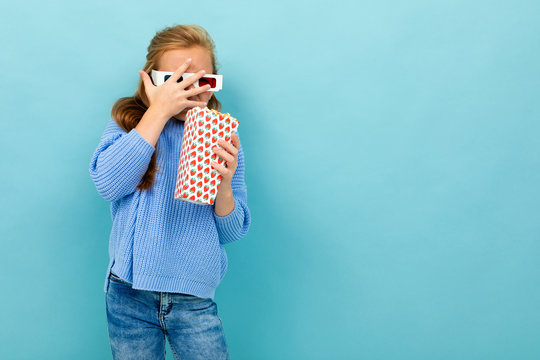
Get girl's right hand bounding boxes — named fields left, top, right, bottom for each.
left=138, top=58, right=211, bottom=119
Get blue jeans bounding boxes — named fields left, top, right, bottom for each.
left=106, top=271, right=230, bottom=360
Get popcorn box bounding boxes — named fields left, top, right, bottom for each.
left=174, top=106, right=239, bottom=205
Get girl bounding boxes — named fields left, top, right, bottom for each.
left=89, top=24, right=251, bottom=360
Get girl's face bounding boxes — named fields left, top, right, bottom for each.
left=157, top=46, right=215, bottom=121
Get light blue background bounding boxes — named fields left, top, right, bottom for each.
left=1, top=0, right=539, bottom=359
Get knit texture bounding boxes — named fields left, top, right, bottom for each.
left=89, top=117, right=251, bottom=300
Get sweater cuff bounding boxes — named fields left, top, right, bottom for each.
left=129, top=128, right=155, bottom=152
left=89, top=127, right=156, bottom=202
left=213, top=196, right=245, bottom=244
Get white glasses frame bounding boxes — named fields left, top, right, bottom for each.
left=150, top=69, right=222, bottom=92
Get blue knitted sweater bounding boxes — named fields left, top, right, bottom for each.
left=89, top=116, right=251, bottom=300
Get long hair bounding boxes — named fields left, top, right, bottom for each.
left=111, top=24, right=222, bottom=191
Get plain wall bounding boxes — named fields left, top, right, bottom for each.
left=1, top=0, right=539, bottom=359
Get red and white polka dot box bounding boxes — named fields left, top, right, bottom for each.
left=174, top=106, right=239, bottom=205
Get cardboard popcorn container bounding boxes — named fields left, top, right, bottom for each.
left=174, top=106, right=239, bottom=205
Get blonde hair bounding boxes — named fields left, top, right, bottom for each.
left=111, top=24, right=222, bottom=191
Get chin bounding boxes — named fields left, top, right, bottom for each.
left=172, top=104, right=208, bottom=122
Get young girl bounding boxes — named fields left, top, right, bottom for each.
left=89, top=24, right=251, bottom=360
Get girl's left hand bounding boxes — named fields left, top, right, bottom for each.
left=211, top=132, right=240, bottom=185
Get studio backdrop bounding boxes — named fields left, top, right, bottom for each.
left=1, top=0, right=539, bottom=359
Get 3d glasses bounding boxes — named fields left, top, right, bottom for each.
left=151, top=70, right=222, bottom=92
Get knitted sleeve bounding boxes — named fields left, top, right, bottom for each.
left=213, top=131, right=252, bottom=245
left=89, top=118, right=156, bottom=202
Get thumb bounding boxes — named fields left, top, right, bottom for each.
left=138, top=70, right=154, bottom=88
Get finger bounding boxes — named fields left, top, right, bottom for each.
left=185, top=84, right=212, bottom=97
left=138, top=71, right=154, bottom=89
left=167, top=58, right=192, bottom=83
left=217, top=138, right=237, bottom=156
left=185, top=100, right=208, bottom=108
left=213, top=147, right=235, bottom=163
left=231, top=132, right=240, bottom=148
left=221, top=132, right=240, bottom=153
left=211, top=161, right=230, bottom=174
left=178, top=70, right=207, bottom=89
